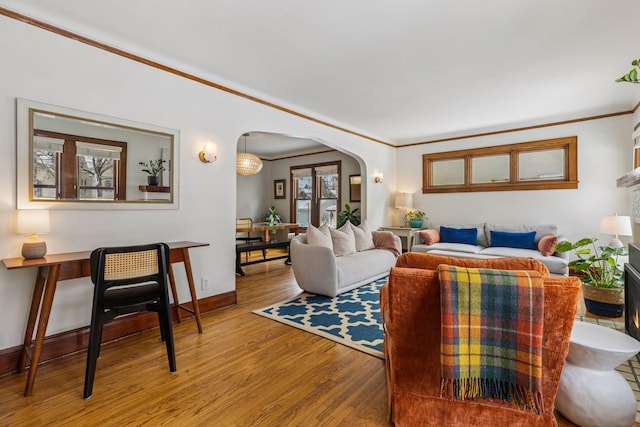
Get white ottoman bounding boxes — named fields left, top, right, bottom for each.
left=556, top=321, right=640, bottom=427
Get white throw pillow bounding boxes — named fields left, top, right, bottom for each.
left=349, top=221, right=375, bottom=252
left=307, top=223, right=333, bottom=249
left=330, top=223, right=357, bottom=256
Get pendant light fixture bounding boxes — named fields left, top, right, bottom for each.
left=236, top=132, right=263, bottom=176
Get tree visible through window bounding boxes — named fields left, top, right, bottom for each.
left=291, top=161, right=341, bottom=227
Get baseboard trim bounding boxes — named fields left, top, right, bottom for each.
left=0, top=291, right=237, bottom=376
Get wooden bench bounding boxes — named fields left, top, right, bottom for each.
left=235, top=238, right=291, bottom=276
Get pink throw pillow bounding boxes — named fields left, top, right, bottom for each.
left=538, top=234, right=558, bottom=256
left=420, top=229, right=440, bottom=245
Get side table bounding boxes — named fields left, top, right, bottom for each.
left=378, top=226, right=426, bottom=252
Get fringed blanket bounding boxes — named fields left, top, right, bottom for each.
left=438, top=265, right=545, bottom=414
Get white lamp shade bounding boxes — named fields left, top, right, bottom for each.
left=600, top=215, right=633, bottom=236
left=395, top=193, right=413, bottom=208
left=16, top=210, right=50, bottom=235
left=236, top=152, right=263, bottom=176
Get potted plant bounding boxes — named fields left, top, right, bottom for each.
left=616, top=58, right=640, bottom=83
left=555, top=238, right=627, bottom=317
left=337, top=204, right=360, bottom=228
left=262, top=206, right=282, bottom=225
left=406, top=210, right=427, bottom=228
left=139, top=159, right=166, bottom=186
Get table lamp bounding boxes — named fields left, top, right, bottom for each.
left=395, top=193, right=413, bottom=227
left=17, top=210, right=50, bottom=259
left=600, top=214, right=632, bottom=248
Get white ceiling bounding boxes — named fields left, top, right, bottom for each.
left=3, top=0, right=640, bottom=154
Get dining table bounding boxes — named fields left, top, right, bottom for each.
left=235, top=222, right=302, bottom=242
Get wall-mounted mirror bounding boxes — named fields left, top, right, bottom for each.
left=17, top=99, right=179, bottom=209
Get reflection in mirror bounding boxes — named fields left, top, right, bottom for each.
left=432, top=158, right=464, bottom=186
left=472, top=155, right=510, bottom=183
left=518, top=149, right=564, bottom=181
left=17, top=99, right=179, bottom=209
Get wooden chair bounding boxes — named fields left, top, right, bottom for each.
left=83, top=243, right=176, bottom=399
left=236, top=218, right=265, bottom=260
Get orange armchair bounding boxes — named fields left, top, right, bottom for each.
left=381, top=253, right=581, bottom=426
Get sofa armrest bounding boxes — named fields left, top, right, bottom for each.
left=290, top=236, right=339, bottom=296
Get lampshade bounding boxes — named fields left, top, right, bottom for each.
left=16, top=210, right=50, bottom=259
left=600, top=215, right=632, bottom=236
left=236, top=152, right=263, bottom=176
left=395, top=193, right=413, bottom=208
left=17, top=210, right=50, bottom=235
left=236, top=133, right=263, bottom=176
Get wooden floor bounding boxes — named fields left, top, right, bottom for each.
left=0, top=250, right=389, bottom=426
left=0, top=250, right=602, bottom=426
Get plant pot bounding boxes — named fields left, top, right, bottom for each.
left=147, top=176, right=159, bottom=186
left=409, top=220, right=423, bottom=228
left=582, top=282, right=624, bottom=318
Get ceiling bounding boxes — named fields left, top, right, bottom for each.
left=3, top=0, right=640, bottom=155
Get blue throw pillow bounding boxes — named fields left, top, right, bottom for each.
left=489, top=230, right=536, bottom=249
left=439, top=226, right=478, bottom=245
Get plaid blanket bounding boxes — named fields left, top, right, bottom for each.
left=438, top=265, right=545, bottom=414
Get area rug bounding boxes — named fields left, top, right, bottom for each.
left=253, top=277, right=387, bottom=358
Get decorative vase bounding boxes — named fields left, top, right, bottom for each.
left=147, top=176, right=159, bottom=186
left=581, top=282, right=624, bottom=318
left=409, top=220, right=423, bottom=228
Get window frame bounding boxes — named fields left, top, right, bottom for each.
left=422, top=136, right=578, bottom=193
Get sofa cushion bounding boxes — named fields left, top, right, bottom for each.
left=440, top=226, right=478, bottom=245
left=479, top=246, right=568, bottom=275
left=307, top=223, right=333, bottom=249
left=335, top=248, right=396, bottom=289
left=538, top=234, right=559, bottom=256
left=349, top=220, right=375, bottom=252
left=330, top=223, right=357, bottom=256
left=489, top=230, right=536, bottom=249
left=419, top=229, right=440, bottom=245
left=420, top=242, right=484, bottom=254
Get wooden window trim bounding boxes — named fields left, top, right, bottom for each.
left=422, top=136, right=578, bottom=193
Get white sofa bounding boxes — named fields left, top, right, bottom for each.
left=411, top=223, right=569, bottom=276
left=290, top=232, right=401, bottom=297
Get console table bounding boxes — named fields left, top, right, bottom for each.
left=378, top=226, right=426, bottom=252
left=1, top=240, right=208, bottom=396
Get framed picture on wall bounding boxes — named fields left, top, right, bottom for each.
left=274, top=179, right=286, bottom=199
left=349, top=175, right=361, bottom=202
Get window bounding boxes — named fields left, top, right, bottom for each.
left=32, top=129, right=127, bottom=200
left=291, top=161, right=341, bottom=227
left=422, top=136, right=578, bottom=193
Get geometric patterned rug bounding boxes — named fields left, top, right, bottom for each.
left=253, top=277, right=387, bottom=358
left=254, top=279, right=640, bottom=422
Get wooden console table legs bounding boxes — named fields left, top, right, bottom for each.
left=19, top=265, right=60, bottom=396
left=167, top=248, right=203, bottom=334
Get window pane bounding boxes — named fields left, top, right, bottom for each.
left=33, top=149, right=57, bottom=199
left=319, top=173, right=338, bottom=199
left=432, top=158, right=464, bottom=185
left=78, top=156, right=116, bottom=200
left=472, top=155, right=509, bottom=183
left=518, top=149, right=564, bottom=181
left=296, top=176, right=312, bottom=199
left=320, top=199, right=337, bottom=227
left=296, top=200, right=311, bottom=226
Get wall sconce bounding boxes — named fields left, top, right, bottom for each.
left=374, top=172, right=384, bottom=183
left=16, top=210, right=50, bottom=259
left=199, top=142, right=217, bottom=163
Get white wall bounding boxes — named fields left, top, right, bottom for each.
left=0, top=16, right=396, bottom=349
left=396, top=114, right=634, bottom=244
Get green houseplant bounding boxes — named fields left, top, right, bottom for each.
left=616, top=58, right=640, bottom=83
left=337, top=204, right=360, bottom=228
left=406, top=210, right=427, bottom=228
left=555, top=237, right=626, bottom=317
left=262, top=206, right=282, bottom=225
left=139, top=159, right=166, bottom=186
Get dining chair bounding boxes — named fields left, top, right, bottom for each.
left=83, top=242, right=176, bottom=399
left=236, top=218, right=265, bottom=260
